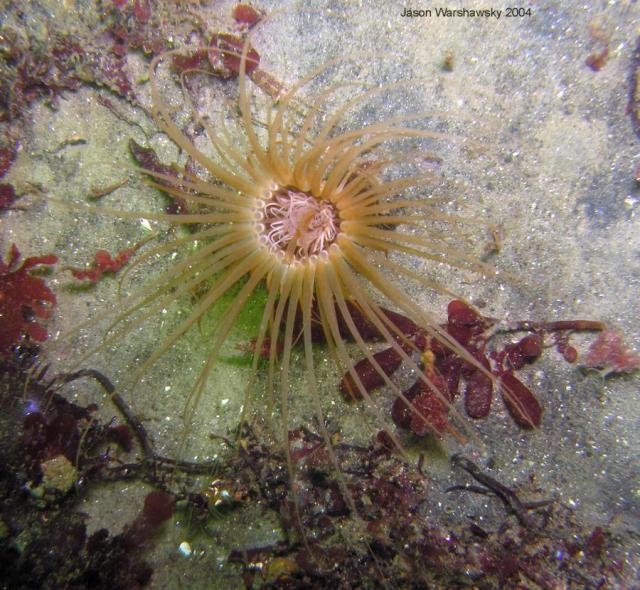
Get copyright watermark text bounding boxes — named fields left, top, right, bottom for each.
left=400, top=7, right=532, bottom=19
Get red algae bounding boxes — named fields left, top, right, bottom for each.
left=121, top=490, right=173, bottom=549
left=209, top=33, right=261, bottom=78
left=0, top=183, right=16, bottom=210
left=0, top=350, right=181, bottom=588
left=340, top=346, right=403, bottom=401
left=219, top=427, right=631, bottom=589
left=232, top=4, right=262, bottom=29
left=0, top=144, right=16, bottom=178
left=463, top=366, right=494, bottom=420
left=129, top=139, right=190, bottom=214
left=67, top=247, right=138, bottom=283
left=408, top=374, right=452, bottom=435
left=584, top=329, right=640, bottom=374
left=0, top=244, right=57, bottom=354
left=132, top=0, right=152, bottom=25
left=338, top=299, right=607, bottom=434
left=499, top=372, right=543, bottom=429
left=630, top=36, right=640, bottom=138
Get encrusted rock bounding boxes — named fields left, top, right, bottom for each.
left=40, top=454, right=77, bottom=493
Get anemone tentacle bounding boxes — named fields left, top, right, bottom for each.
left=49, top=30, right=521, bottom=553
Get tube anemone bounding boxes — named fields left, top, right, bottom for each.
left=54, top=34, right=498, bottom=517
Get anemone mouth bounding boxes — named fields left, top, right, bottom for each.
left=255, top=184, right=341, bottom=262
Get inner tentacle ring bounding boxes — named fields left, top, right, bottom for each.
left=256, top=186, right=340, bottom=260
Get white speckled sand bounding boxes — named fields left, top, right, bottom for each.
left=1, top=1, right=638, bottom=587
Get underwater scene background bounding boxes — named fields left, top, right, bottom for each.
left=0, top=1, right=638, bottom=588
